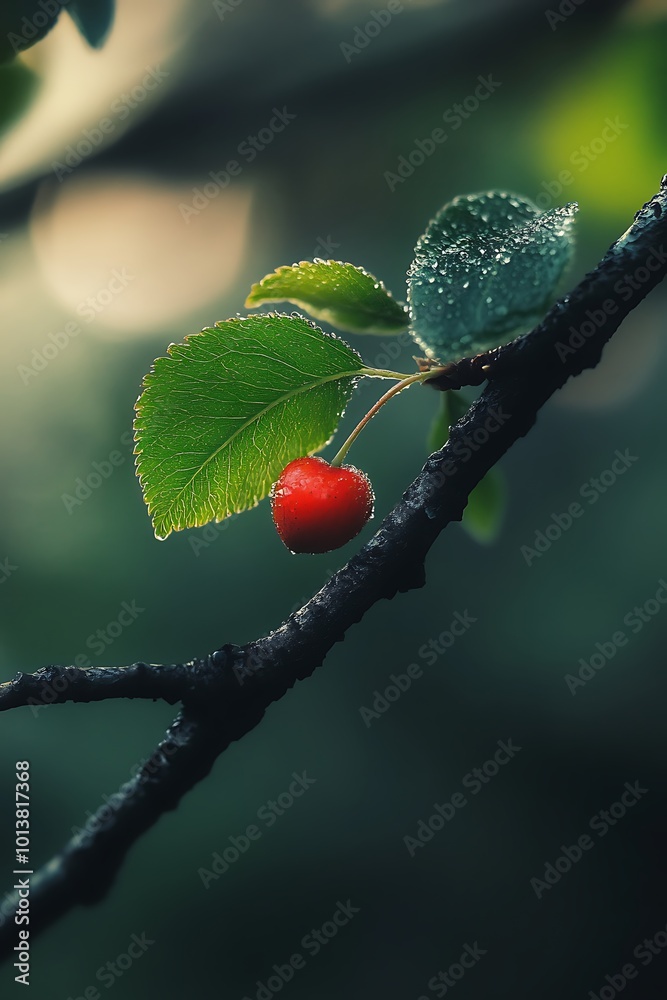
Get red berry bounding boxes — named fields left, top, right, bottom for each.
left=271, top=456, right=374, bottom=554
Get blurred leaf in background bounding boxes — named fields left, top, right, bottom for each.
left=1, top=3, right=666, bottom=998
left=0, top=0, right=61, bottom=63
left=537, top=21, right=666, bottom=223
left=427, top=390, right=507, bottom=542
left=462, top=465, right=507, bottom=543
left=0, top=0, right=114, bottom=62
left=0, top=61, right=38, bottom=137
left=67, top=0, right=115, bottom=48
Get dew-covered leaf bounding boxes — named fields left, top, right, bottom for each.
left=408, top=191, right=578, bottom=360
left=246, top=260, right=408, bottom=335
left=134, top=314, right=365, bottom=539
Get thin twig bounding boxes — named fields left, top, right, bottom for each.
left=1, top=179, right=666, bottom=960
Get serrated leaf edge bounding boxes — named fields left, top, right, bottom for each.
left=245, top=260, right=409, bottom=334
left=133, top=312, right=365, bottom=539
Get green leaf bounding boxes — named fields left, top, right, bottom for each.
left=134, top=314, right=365, bottom=539
left=0, top=61, right=37, bottom=135
left=246, top=260, right=409, bottom=335
left=408, top=191, right=578, bottom=360
left=0, top=2, right=59, bottom=61
left=462, top=467, right=507, bottom=544
left=427, top=389, right=470, bottom=453
left=0, top=0, right=114, bottom=61
left=427, top=391, right=452, bottom=453
left=67, top=0, right=115, bottom=48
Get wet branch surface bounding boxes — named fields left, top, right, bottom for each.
left=1, top=179, right=666, bottom=958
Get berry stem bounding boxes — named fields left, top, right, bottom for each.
left=331, top=369, right=439, bottom=468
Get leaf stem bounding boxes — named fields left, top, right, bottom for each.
left=331, top=369, right=439, bottom=467
left=360, top=367, right=418, bottom=380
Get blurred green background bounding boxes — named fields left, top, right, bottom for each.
left=1, top=0, right=667, bottom=997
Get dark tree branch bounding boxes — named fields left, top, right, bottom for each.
left=0, top=661, right=202, bottom=710
left=1, top=179, right=666, bottom=960
left=0, top=709, right=251, bottom=945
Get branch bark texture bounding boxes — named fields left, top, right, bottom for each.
left=1, top=179, right=666, bottom=959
